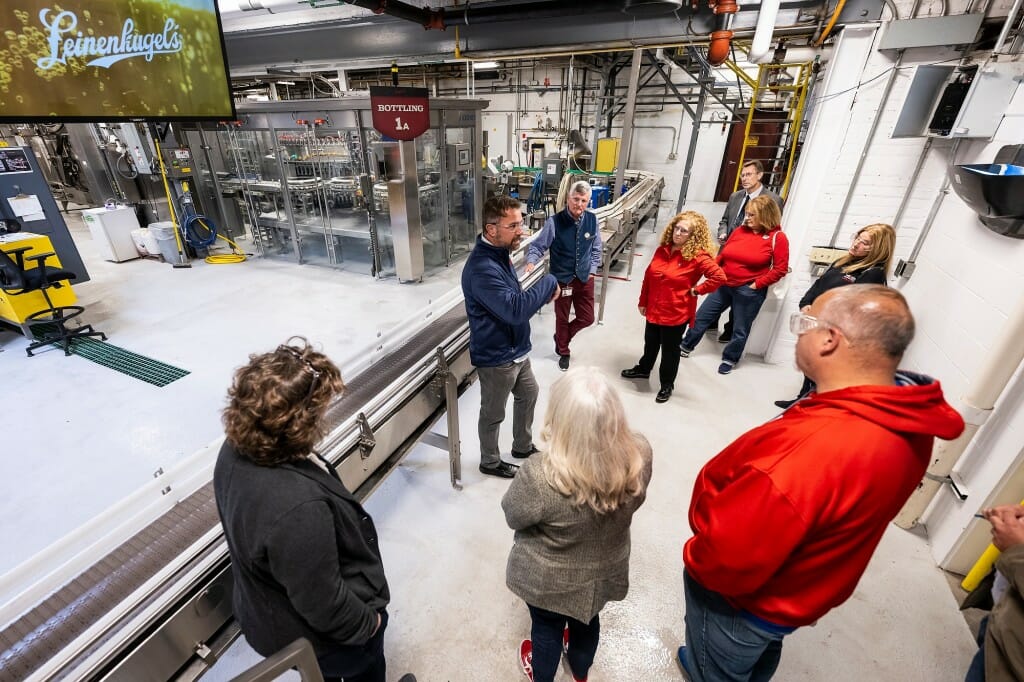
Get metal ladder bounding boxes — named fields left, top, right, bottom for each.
left=726, top=61, right=813, bottom=200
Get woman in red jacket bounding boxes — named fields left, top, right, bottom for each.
left=621, top=211, right=725, bottom=403
left=679, top=195, right=789, bottom=375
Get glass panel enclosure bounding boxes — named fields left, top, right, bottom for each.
left=218, top=128, right=295, bottom=259
left=201, top=96, right=485, bottom=277
left=444, top=126, right=477, bottom=262
left=416, top=129, right=444, bottom=269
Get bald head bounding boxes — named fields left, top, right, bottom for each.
left=816, top=285, right=915, bottom=361
left=796, top=285, right=915, bottom=389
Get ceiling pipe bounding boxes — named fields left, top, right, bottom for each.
left=707, top=0, right=739, bottom=65
left=747, top=0, right=783, bottom=62
left=343, top=0, right=805, bottom=32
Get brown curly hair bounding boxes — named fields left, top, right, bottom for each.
left=222, top=337, right=345, bottom=466
left=659, top=211, right=717, bottom=260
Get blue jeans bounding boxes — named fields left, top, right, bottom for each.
left=681, top=285, right=768, bottom=366
left=683, top=571, right=789, bottom=682
left=527, top=604, right=600, bottom=682
left=964, top=615, right=988, bottom=682
left=317, top=610, right=387, bottom=682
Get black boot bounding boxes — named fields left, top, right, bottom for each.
left=621, top=365, right=650, bottom=379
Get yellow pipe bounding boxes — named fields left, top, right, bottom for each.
left=815, top=0, right=848, bottom=47
left=152, top=137, right=188, bottom=264
left=723, top=59, right=758, bottom=89
left=454, top=25, right=462, bottom=60
left=961, top=499, right=1024, bottom=592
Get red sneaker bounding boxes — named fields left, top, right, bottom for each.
left=519, top=639, right=534, bottom=681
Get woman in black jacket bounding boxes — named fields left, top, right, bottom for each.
left=214, top=338, right=415, bottom=682
left=775, top=223, right=896, bottom=408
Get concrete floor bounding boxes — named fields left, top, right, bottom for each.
left=1, top=202, right=978, bottom=680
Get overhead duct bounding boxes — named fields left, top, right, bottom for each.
left=623, top=0, right=684, bottom=15
left=747, top=0, right=783, bottom=62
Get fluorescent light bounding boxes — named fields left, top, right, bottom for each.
left=473, top=61, right=499, bottom=70
left=277, top=80, right=295, bottom=85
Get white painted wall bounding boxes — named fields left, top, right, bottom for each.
left=754, top=1, right=1024, bottom=570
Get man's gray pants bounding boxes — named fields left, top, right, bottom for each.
left=476, top=359, right=538, bottom=467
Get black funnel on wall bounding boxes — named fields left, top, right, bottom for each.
left=949, top=144, right=1024, bottom=239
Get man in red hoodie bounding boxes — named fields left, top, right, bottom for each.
left=677, top=284, right=965, bottom=681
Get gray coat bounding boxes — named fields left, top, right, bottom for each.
left=718, top=187, right=783, bottom=243
left=501, top=437, right=653, bottom=623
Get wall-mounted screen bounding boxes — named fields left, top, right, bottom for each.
left=0, top=0, right=235, bottom=122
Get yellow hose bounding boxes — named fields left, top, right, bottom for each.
left=961, top=499, right=1024, bottom=592
left=193, top=217, right=248, bottom=264
left=814, top=0, right=848, bottom=47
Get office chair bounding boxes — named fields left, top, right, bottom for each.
left=0, top=245, right=106, bottom=356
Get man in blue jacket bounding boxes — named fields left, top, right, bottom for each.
left=463, top=196, right=558, bottom=479
left=526, top=180, right=603, bottom=371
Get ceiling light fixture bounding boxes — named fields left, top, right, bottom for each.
left=472, top=61, right=499, bottom=70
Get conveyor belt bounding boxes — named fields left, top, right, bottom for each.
left=322, top=303, right=466, bottom=433
left=0, top=301, right=472, bottom=682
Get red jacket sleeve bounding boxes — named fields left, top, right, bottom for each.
left=639, top=262, right=652, bottom=308
left=755, top=229, right=790, bottom=289
left=694, top=253, right=727, bottom=296
left=685, top=467, right=809, bottom=597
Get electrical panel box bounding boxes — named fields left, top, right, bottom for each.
left=928, top=62, right=1024, bottom=139
left=543, top=154, right=563, bottom=187
left=447, top=143, right=471, bottom=171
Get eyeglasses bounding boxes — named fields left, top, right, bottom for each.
left=277, top=345, right=322, bottom=401
left=744, top=212, right=756, bottom=219
left=490, top=221, right=523, bottom=231
left=673, top=225, right=691, bottom=233
left=852, top=237, right=872, bottom=247
left=789, top=312, right=829, bottom=335
left=789, top=312, right=853, bottom=346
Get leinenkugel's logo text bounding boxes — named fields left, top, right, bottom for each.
left=35, top=8, right=184, bottom=70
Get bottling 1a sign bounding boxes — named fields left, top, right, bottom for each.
left=369, top=86, right=430, bottom=141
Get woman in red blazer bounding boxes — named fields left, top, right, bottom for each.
left=621, top=211, right=726, bottom=403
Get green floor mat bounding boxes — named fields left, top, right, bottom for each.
left=68, top=338, right=190, bottom=386
left=30, top=326, right=190, bottom=387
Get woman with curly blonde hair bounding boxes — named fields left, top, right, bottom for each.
left=503, top=366, right=652, bottom=682
left=621, top=211, right=726, bottom=402
left=215, top=338, right=416, bottom=682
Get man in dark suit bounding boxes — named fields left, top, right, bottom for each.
left=711, top=160, right=783, bottom=343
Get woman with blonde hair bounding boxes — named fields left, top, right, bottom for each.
left=621, top=210, right=726, bottom=402
left=503, top=366, right=653, bottom=682
left=679, top=194, right=789, bottom=374
left=775, top=222, right=896, bottom=408
left=214, top=338, right=415, bottom=682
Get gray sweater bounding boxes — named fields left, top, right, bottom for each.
left=502, top=437, right=653, bottom=623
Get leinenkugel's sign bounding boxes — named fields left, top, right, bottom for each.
left=369, top=86, right=430, bottom=141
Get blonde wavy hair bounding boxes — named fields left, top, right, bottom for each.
left=540, top=366, right=648, bottom=514
left=832, top=223, right=896, bottom=275
left=223, top=337, right=345, bottom=466
left=659, top=211, right=717, bottom=259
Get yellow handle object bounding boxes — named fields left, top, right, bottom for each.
left=961, top=499, right=1024, bottom=592
left=152, top=137, right=187, bottom=262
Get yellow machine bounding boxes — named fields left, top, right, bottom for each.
left=595, top=138, right=621, bottom=173
left=0, top=233, right=77, bottom=328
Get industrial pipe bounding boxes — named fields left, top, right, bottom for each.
left=895, top=296, right=1024, bottom=528
left=814, top=0, right=848, bottom=46
left=707, top=0, right=739, bottom=65
left=748, top=0, right=783, bottom=62
left=994, top=0, right=1024, bottom=53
